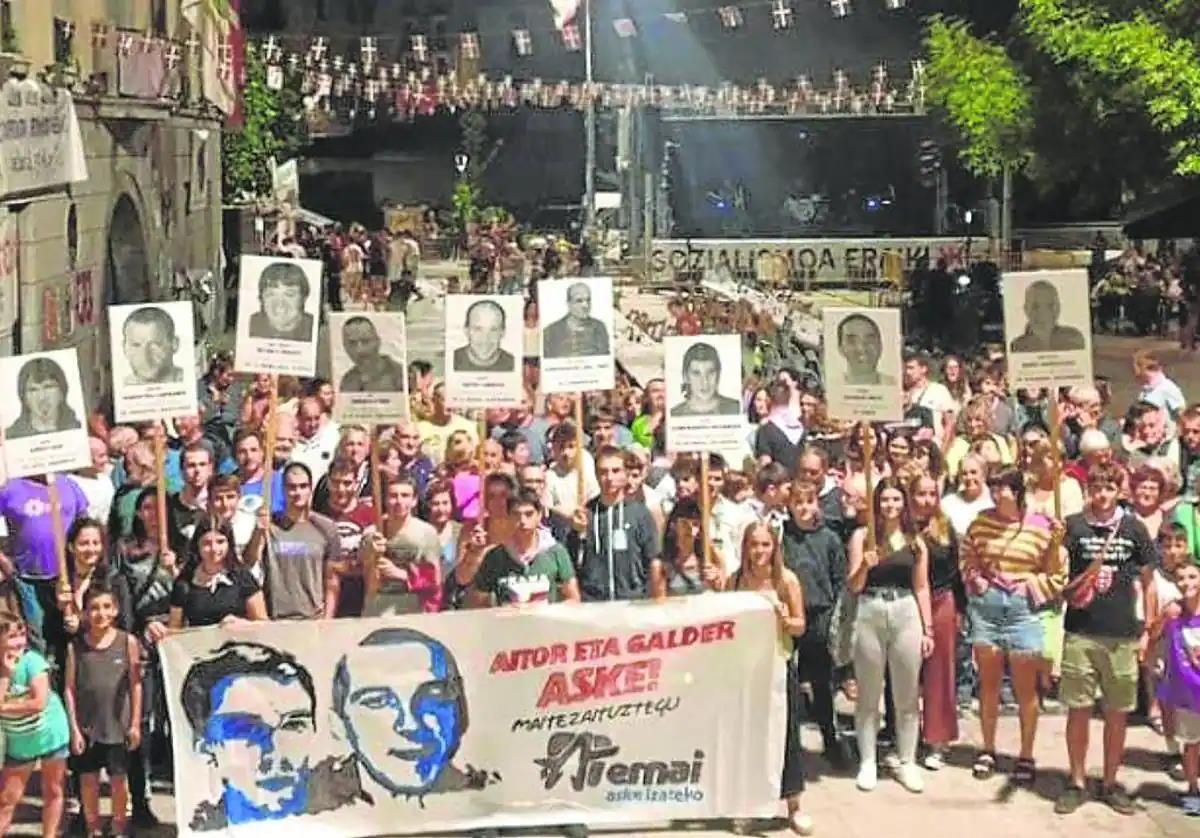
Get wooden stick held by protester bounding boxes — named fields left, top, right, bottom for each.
left=263, top=375, right=279, bottom=516
left=47, top=476, right=70, bottom=604
left=574, top=395, right=586, bottom=508
left=153, top=432, right=169, bottom=556
left=365, top=426, right=385, bottom=601
left=862, top=423, right=876, bottom=547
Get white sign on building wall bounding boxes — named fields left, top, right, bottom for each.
left=0, top=80, right=88, bottom=201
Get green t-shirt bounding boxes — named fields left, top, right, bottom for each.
left=1172, top=503, right=1200, bottom=564
left=1, top=651, right=70, bottom=761
left=474, top=540, right=575, bottom=605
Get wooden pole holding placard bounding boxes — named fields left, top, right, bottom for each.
left=477, top=415, right=489, bottom=480
left=262, top=375, right=279, bottom=516
left=46, top=476, right=70, bottom=603
left=1048, top=392, right=1063, bottom=521
left=153, top=433, right=169, bottom=556
left=574, top=395, right=586, bottom=508
left=862, top=423, right=877, bottom=547
left=699, top=453, right=713, bottom=572
left=366, top=425, right=384, bottom=601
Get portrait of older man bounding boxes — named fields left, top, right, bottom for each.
left=669, top=341, right=742, bottom=417
left=452, top=299, right=516, bottom=373
left=121, top=306, right=185, bottom=385
left=338, top=316, right=407, bottom=393
left=248, top=261, right=316, bottom=342
left=1009, top=279, right=1087, bottom=353
left=181, top=642, right=362, bottom=831
left=542, top=282, right=610, bottom=359
left=333, top=627, right=491, bottom=799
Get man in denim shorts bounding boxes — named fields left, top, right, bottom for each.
left=1056, top=464, right=1155, bottom=816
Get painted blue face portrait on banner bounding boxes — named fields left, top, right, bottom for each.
left=333, top=628, right=470, bottom=797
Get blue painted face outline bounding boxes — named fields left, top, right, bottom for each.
left=203, top=673, right=315, bottom=824
left=337, top=637, right=464, bottom=796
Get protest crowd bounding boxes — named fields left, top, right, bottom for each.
left=3, top=246, right=1200, bottom=838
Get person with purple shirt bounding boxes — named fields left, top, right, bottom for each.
left=0, top=474, right=89, bottom=656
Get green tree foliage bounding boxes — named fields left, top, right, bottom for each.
left=221, top=43, right=308, bottom=203
left=924, top=15, right=1033, bottom=178
left=923, top=1, right=1200, bottom=214
left=1021, top=0, right=1200, bottom=175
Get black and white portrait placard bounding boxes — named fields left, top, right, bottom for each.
left=234, top=254, right=322, bottom=376
left=538, top=277, right=616, bottom=393
left=822, top=307, right=904, bottom=422
left=329, top=312, right=410, bottom=424
left=1003, top=269, right=1094, bottom=389
left=0, top=349, right=91, bottom=478
left=665, top=334, right=745, bottom=453
left=444, top=294, right=524, bottom=409
left=109, top=301, right=197, bottom=423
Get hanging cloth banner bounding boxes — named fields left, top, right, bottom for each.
left=0, top=80, right=88, bottom=201
left=160, top=593, right=787, bottom=836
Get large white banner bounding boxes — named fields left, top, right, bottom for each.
left=160, top=594, right=787, bottom=837
left=0, top=80, right=89, bottom=200
left=650, top=237, right=970, bottom=286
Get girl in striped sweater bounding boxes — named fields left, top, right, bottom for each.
left=962, top=466, right=1066, bottom=784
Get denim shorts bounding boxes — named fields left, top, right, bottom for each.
left=967, top=585, right=1044, bottom=655
left=5, top=745, right=69, bottom=767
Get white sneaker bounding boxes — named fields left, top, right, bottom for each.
left=923, top=749, right=945, bottom=771
left=896, top=762, right=925, bottom=793
left=881, top=752, right=902, bottom=771
left=856, top=761, right=878, bottom=791
left=789, top=811, right=815, bottom=835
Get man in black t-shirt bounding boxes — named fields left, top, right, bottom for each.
left=1055, top=463, right=1155, bottom=817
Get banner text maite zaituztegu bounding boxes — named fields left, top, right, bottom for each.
left=488, top=620, right=736, bottom=708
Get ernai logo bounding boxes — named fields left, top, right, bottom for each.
left=535, top=731, right=704, bottom=792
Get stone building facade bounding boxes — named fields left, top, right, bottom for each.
left=1, top=0, right=225, bottom=410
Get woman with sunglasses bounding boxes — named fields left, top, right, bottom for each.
left=961, top=466, right=1065, bottom=784
left=847, top=477, right=934, bottom=793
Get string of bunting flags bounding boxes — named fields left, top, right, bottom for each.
left=251, top=38, right=925, bottom=120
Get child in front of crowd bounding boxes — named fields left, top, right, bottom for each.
left=0, top=612, right=71, bottom=837
left=64, top=584, right=142, bottom=837
left=1148, top=524, right=1188, bottom=777
left=1155, top=561, right=1200, bottom=816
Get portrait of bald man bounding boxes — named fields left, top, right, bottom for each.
left=542, top=281, right=610, bottom=359
left=452, top=299, right=516, bottom=373
left=1009, top=279, right=1087, bottom=353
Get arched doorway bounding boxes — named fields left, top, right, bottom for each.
left=107, top=195, right=150, bottom=304
left=91, top=195, right=150, bottom=407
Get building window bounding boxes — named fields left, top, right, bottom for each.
left=0, top=1, right=16, bottom=53
left=53, top=18, right=73, bottom=65
left=242, top=0, right=285, bottom=32
left=153, top=0, right=167, bottom=35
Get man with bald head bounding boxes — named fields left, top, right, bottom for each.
left=542, top=281, right=610, bottom=359
left=68, top=438, right=117, bottom=522
left=1009, top=279, right=1087, bottom=353
left=292, top=395, right=341, bottom=484
left=452, top=299, right=515, bottom=372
